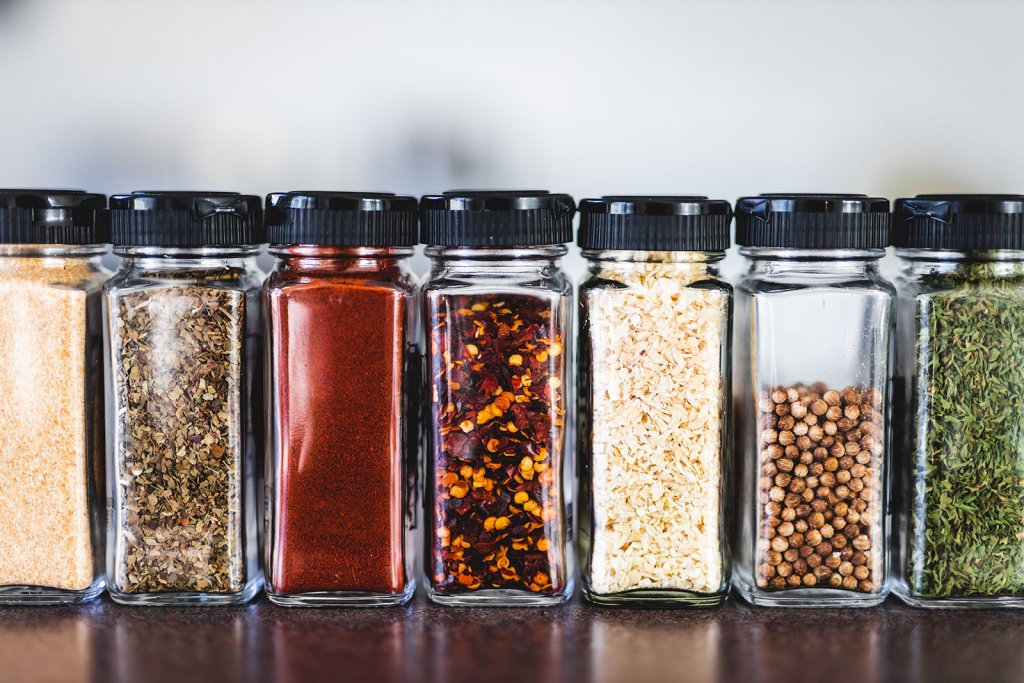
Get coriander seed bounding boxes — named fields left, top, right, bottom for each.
left=734, top=193, right=893, bottom=608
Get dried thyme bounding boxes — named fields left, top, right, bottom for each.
left=908, top=262, right=1024, bottom=597
left=111, top=284, right=246, bottom=593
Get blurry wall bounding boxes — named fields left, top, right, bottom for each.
left=0, top=0, right=1022, bottom=278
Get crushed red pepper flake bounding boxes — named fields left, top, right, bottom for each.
left=428, top=295, right=566, bottom=594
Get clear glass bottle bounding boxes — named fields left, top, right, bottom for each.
left=0, top=190, right=109, bottom=604
left=733, top=194, right=894, bottom=607
left=263, top=192, right=418, bottom=606
left=894, top=195, right=1024, bottom=608
left=576, top=196, right=732, bottom=607
left=421, top=191, right=575, bottom=606
left=105, top=192, right=264, bottom=605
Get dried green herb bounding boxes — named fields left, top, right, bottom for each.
left=909, top=262, right=1024, bottom=597
left=112, top=284, right=246, bottom=594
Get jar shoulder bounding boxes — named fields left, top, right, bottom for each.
left=737, top=270, right=896, bottom=299
left=894, top=270, right=1024, bottom=299
left=0, top=259, right=110, bottom=295
left=265, top=265, right=417, bottom=297
left=106, top=263, right=264, bottom=296
left=580, top=271, right=732, bottom=295
left=423, top=268, right=572, bottom=298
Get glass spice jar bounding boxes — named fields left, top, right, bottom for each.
left=0, top=190, right=109, bottom=604
left=733, top=194, right=894, bottom=607
left=576, top=196, right=733, bottom=607
left=894, top=195, right=1024, bottom=608
left=421, top=190, right=575, bottom=606
left=264, top=191, right=418, bottom=606
left=105, top=192, right=264, bottom=605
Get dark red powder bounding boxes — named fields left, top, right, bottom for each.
left=266, top=248, right=413, bottom=596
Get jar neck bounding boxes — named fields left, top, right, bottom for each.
left=0, top=244, right=108, bottom=259
left=426, top=244, right=567, bottom=269
left=742, top=247, right=884, bottom=275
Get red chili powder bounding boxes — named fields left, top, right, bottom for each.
left=267, top=250, right=410, bottom=595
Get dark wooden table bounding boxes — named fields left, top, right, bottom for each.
left=1, top=594, right=1021, bottom=683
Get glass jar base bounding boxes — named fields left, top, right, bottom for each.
left=735, top=578, right=887, bottom=608
left=0, top=580, right=105, bottom=605
left=266, top=581, right=415, bottom=607
left=894, top=590, right=1024, bottom=609
left=583, top=586, right=728, bottom=608
left=426, top=585, right=572, bottom=607
left=108, top=577, right=262, bottom=606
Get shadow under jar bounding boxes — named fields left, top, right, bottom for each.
left=105, top=192, right=264, bottom=606
left=576, top=196, right=733, bottom=607
left=894, top=195, right=1024, bottom=609
left=0, top=190, right=109, bottom=604
left=263, top=192, right=418, bottom=606
left=733, top=194, right=894, bottom=607
left=421, top=190, right=575, bottom=606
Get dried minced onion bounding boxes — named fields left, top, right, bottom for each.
left=586, top=260, right=727, bottom=595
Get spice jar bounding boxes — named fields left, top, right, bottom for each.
left=576, top=196, right=732, bottom=607
left=894, top=195, right=1024, bottom=608
left=0, top=190, right=109, bottom=604
left=264, top=191, right=418, bottom=606
left=105, top=191, right=264, bottom=605
left=422, top=190, right=575, bottom=606
left=733, top=194, right=893, bottom=607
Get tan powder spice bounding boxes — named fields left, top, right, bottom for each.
left=587, top=259, right=727, bottom=595
left=0, top=256, right=103, bottom=591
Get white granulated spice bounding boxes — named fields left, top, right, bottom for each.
left=587, top=258, right=727, bottom=595
left=0, top=257, right=101, bottom=590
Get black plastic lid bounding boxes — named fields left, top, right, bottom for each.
left=578, top=195, right=731, bottom=251
left=420, top=190, right=575, bottom=247
left=735, top=194, right=891, bottom=249
left=266, top=191, right=418, bottom=246
left=109, top=191, right=264, bottom=246
left=893, top=194, right=1024, bottom=250
left=0, top=189, right=107, bottom=244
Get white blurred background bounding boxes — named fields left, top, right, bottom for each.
left=1, top=0, right=1022, bottom=277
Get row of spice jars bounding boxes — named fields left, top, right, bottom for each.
left=0, top=189, right=574, bottom=607
left=734, top=193, right=1024, bottom=610
left=2, top=189, right=1024, bottom=611
left=580, top=194, right=889, bottom=608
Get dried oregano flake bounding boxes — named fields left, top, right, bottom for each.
left=112, top=285, right=246, bottom=594
left=586, top=260, right=727, bottom=595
